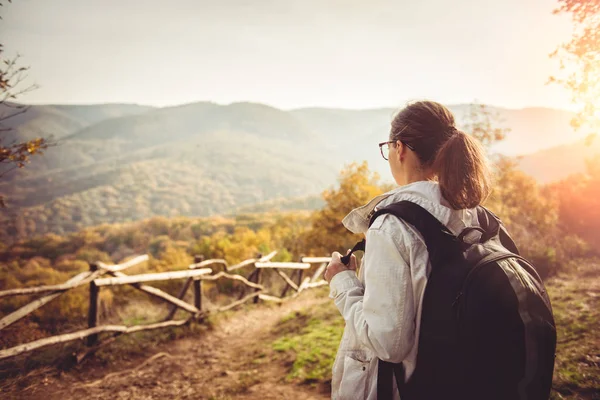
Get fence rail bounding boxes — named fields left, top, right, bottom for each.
left=93, top=268, right=212, bottom=287
left=0, top=252, right=332, bottom=362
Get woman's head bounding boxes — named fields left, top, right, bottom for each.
left=387, top=100, right=491, bottom=210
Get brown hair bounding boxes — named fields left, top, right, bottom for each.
left=390, top=101, right=491, bottom=209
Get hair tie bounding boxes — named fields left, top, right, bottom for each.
left=447, top=126, right=459, bottom=137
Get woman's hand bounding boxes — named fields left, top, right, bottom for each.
left=324, top=250, right=357, bottom=283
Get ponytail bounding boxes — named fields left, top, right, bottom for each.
left=432, top=131, right=491, bottom=210
left=390, top=101, right=492, bottom=209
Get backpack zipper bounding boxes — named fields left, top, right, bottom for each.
left=452, top=292, right=462, bottom=308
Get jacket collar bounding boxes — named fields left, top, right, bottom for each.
left=342, top=181, right=476, bottom=235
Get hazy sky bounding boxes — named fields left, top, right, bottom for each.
left=1, top=0, right=576, bottom=110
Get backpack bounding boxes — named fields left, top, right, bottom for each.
left=357, top=200, right=556, bottom=400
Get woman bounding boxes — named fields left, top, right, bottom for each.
left=323, top=100, right=492, bottom=399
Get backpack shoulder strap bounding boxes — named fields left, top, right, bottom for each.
left=369, top=200, right=459, bottom=263
left=372, top=201, right=460, bottom=399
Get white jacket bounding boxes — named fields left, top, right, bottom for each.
left=329, top=181, right=482, bottom=400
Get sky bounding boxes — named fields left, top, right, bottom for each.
left=0, top=0, right=577, bottom=110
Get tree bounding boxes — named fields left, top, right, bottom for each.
left=461, top=102, right=509, bottom=149
left=485, top=157, right=558, bottom=233
left=301, top=161, right=390, bottom=256
left=0, top=0, right=51, bottom=207
left=550, top=0, right=600, bottom=131
left=549, top=155, right=600, bottom=247
left=484, top=157, right=567, bottom=277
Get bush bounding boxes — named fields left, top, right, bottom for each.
left=524, top=245, right=558, bottom=279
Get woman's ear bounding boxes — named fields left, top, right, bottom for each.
left=396, top=140, right=405, bottom=163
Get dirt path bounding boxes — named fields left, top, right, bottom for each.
left=7, top=292, right=332, bottom=400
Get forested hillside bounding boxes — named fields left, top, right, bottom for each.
left=1, top=102, right=597, bottom=243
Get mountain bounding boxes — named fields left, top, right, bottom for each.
left=0, top=103, right=155, bottom=179
left=0, top=102, right=154, bottom=142
left=517, top=135, right=600, bottom=183
left=291, top=105, right=582, bottom=155
left=490, top=107, right=580, bottom=157
left=0, top=102, right=338, bottom=242
left=0, top=101, right=589, bottom=242
left=289, top=107, right=394, bottom=174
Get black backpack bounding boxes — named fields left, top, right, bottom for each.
left=357, top=200, right=556, bottom=400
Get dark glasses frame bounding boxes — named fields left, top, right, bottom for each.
left=378, top=140, right=415, bottom=160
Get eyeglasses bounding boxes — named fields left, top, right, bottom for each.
left=378, top=140, right=415, bottom=161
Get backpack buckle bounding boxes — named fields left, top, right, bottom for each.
left=341, top=239, right=366, bottom=266
left=457, top=226, right=487, bottom=250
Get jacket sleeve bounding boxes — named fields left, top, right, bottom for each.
left=329, top=221, right=416, bottom=363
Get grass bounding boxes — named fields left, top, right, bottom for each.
left=547, top=259, right=600, bottom=399
left=271, top=300, right=344, bottom=385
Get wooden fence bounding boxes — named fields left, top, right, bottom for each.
left=0, top=252, right=331, bottom=362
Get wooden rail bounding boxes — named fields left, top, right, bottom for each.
left=0, top=319, right=191, bottom=360
left=198, top=271, right=264, bottom=290
left=301, top=257, right=332, bottom=263
left=255, top=262, right=311, bottom=269
left=0, top=251, right=332, bottom=362
left=107, top=271, right=201, bottom=315
left=97, top=255, right=150, bottom=272
left=93, top=268, right=212, bottom=287
left=189, top=251, right=278, bottom=272
left=0, top=269, right=105, bottom=298
left=0, top=272, right=91, bottom=330
left=275, top=269, right=299, bottom=291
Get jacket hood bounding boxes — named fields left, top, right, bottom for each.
left=341, top=181, right=480, bottom=235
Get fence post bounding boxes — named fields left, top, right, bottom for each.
left=193, top=255, right=204, bottom=317
left=87, top=262, right=99, bottom=347
left=296, top=254, right=305, bottom=289
left=253, top=253, right=262, bottom=304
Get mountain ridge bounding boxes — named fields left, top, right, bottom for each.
left=0, top=100, right=596, bottom=242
